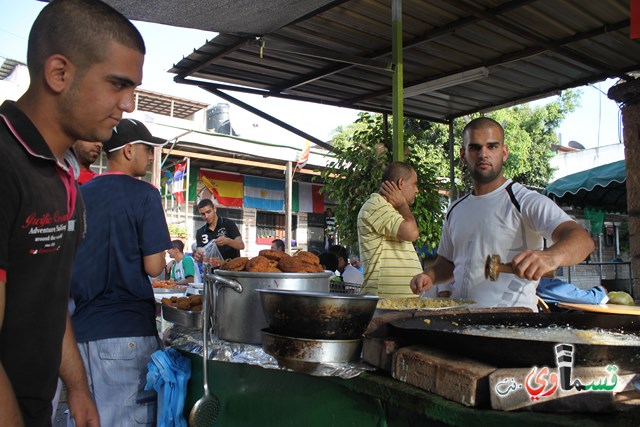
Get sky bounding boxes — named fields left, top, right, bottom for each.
left=0, top=0, right=623, bottom=149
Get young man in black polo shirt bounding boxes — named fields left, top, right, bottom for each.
left=194, top=199, right=245, bottom=261
left=0, top=0, right=146, bottom=425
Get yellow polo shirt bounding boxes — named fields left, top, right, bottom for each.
left=357, top=193, right=422, bottom=298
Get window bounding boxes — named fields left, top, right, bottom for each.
left=256, top=212, right=297, bottom=244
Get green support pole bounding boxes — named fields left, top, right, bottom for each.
left=448, top=120, right=456, bottom=201
left=392, top=0, right=404, bottom=162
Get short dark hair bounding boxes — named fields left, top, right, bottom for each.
left=197, top=199, right=215, bottom=210
left=271, top=239, right=285, bottom=251
left=329, top=245, right=348, bottom=263
left=462, top=117, right=504, bottom=146
left=381, top=162, right=415, bottom=183
left=319, top=252, right=339, bottom=272
left=171, top=240, right=185, bottom=252
left=27, top=0, right=146, bottom=78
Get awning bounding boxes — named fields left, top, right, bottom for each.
left=543, top=160, right=627, bottom=214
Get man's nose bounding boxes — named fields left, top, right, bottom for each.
left=119, top=89, right=136, bottom=113
left=478, top=146, right=491, bottom=157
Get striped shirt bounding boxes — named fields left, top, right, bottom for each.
left=357, top=193, right=422, bottom=298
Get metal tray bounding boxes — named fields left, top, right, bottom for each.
left=153, top=286, right=187, bottom=294
left=161, top=304, right=202, bottom=328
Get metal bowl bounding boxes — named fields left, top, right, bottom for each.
left=257, top=289, right=379, bottom=339
left=262, top=329, right=363, bottom=373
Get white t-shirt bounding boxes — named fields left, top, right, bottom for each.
left=171, top=255, right=201, bottom=283
left=438, top=180, right=572, bottom=310
left=342, top=264, right=364, bottom=285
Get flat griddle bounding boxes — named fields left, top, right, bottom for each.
left=389, top=312, right=640, bottom=369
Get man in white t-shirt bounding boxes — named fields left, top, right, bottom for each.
left=410, top=117, right=594, bottom=311
left=167, top=240, right=201, bottom=285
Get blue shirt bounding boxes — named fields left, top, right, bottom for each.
left=71, top=173, right=171, bottom=342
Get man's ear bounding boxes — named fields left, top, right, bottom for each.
left=122, top=144, right=134, bottom=160
left=503, top=144, right=509, bottom=162
left=460, top=146, right=467, bottom=164
left=43, top=54, right=75, bottom=94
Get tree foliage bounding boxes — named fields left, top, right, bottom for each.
left=321, top=114, right=448, bottom=253
left=321, top=89, right=581, bottom=255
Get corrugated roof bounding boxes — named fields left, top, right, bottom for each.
left=159, top=0, right=639, bottom=122
left=135, top=88, right=209, bottom=119
left=0, top=59, right=26, bottom=81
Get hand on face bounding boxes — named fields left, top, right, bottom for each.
left=380, top=180, right=408, bottom=209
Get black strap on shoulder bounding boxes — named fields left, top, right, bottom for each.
left=505, top=182, right=521, bottom=213
left=446, top=193, right=470, bottom=221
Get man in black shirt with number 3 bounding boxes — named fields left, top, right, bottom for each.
left=194, top=199, right=245, bottom=261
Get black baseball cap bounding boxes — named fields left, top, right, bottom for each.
left=104, top=118, right=167, bottom=153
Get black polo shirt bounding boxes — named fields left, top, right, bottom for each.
left=196, top=216, right=242, bottom=260
left=0, top=101, right=85, bottom=424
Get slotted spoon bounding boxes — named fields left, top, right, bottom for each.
left=189, top=280, right=220, bottom=426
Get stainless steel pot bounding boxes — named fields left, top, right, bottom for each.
left=205, top=270, right=331, bottom=344
left=257, top=289, right=379, bottom=339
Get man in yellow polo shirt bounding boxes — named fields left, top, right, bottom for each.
left=357, top=162, right=422, bottom=298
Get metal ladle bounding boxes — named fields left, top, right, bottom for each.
left=189, top=279, right=220, bottom=426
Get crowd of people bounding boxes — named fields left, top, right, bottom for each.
left=0, top=1, right=615, bottom=426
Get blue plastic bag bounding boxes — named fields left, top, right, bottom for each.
left=145, top=347, right=192, bottom=427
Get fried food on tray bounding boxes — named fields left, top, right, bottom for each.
left=294, top=251, right=320, bottom=266
left=152, top=279, right=183, bottom=289
left=176, top=297, right=192, bottom=310
left=246, top=256, right=270, bottom=272
left=162, top=294, right=203, bottom=312
left=278, top=255, right=307, bottom=273
left=259, top=249, right=289, bottom=262
left=161, top=297, right=175, bottom=306
left=220, top=256, right=249, bottom=271
left=266, top=266, right=282, bottom=273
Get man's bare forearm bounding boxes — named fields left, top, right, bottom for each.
left=59, top=315, right=90, bottom=395
left=547, top=221, right=595, bottom=266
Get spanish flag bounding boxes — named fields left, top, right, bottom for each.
left=200, top=170, right=244, bottom=207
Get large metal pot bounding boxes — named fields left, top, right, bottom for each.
left=205, top=270, right=331, bottom=344
left=257, top=289, right=379, bottom=339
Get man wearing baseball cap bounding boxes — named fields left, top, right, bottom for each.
left=70, top=118, right=171, bottom=425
